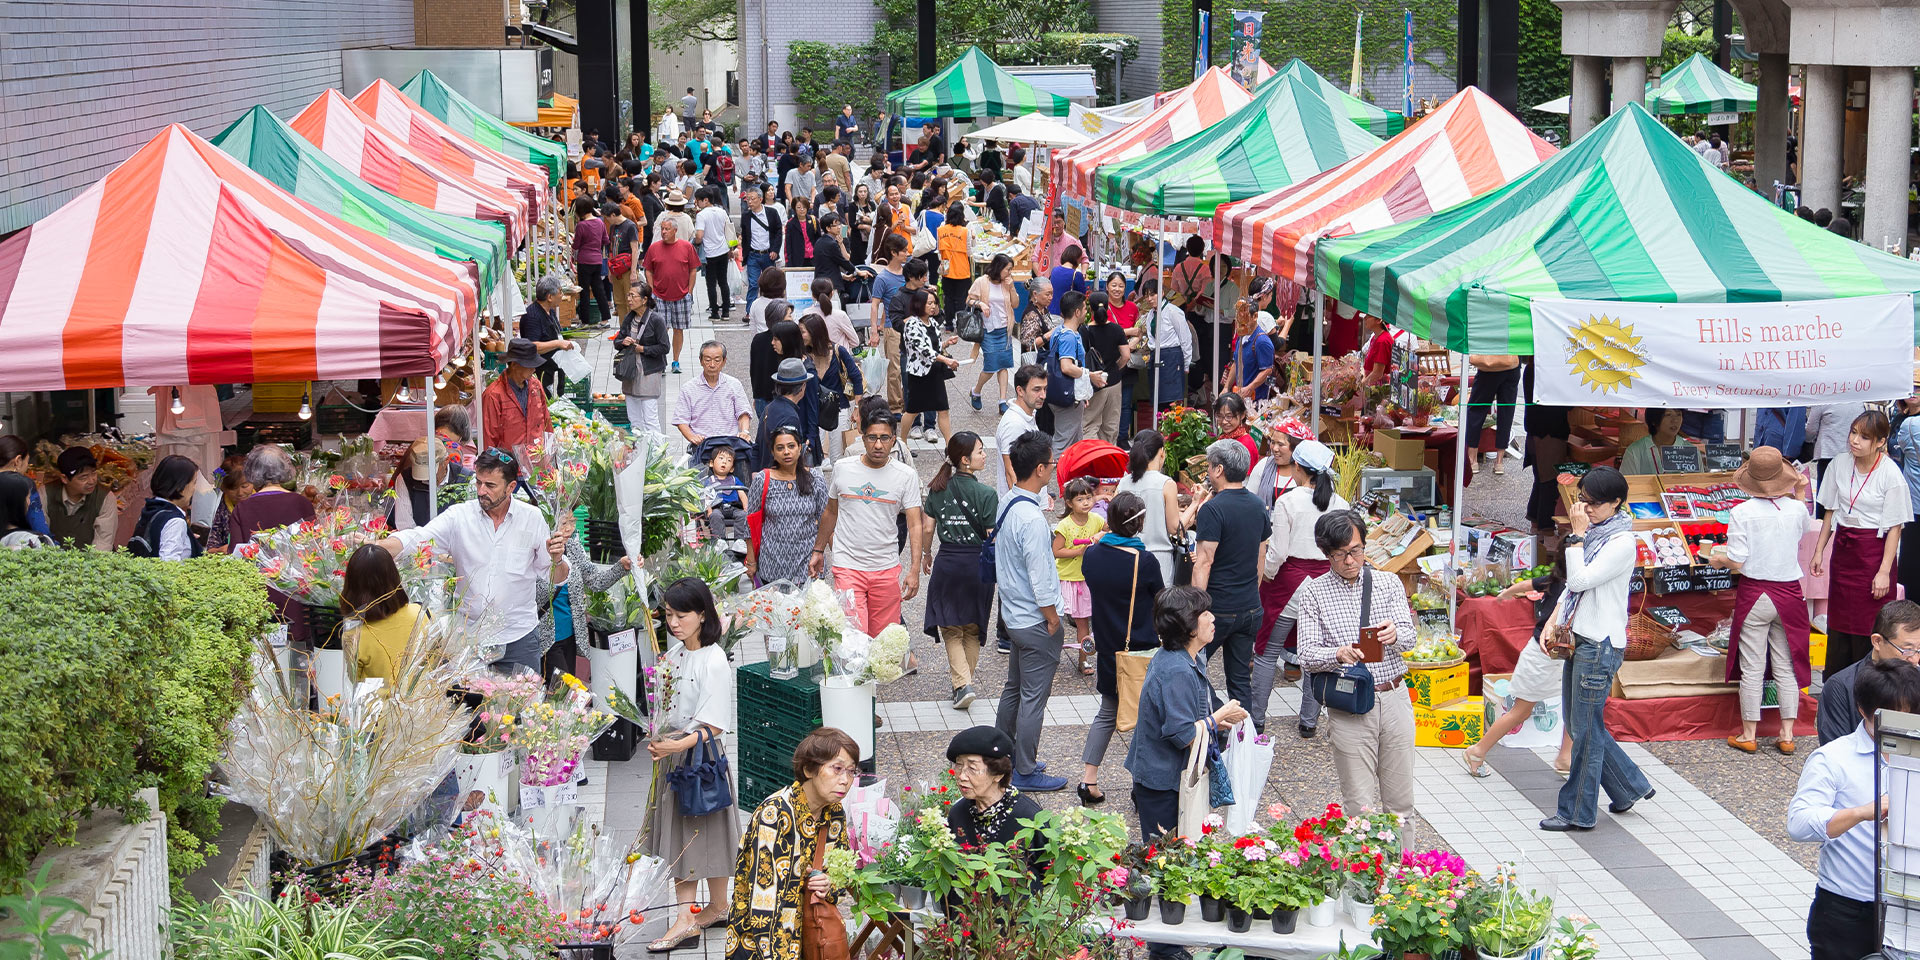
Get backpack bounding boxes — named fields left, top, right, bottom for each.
left=1044, top=330, right=1078, bottom=409
left=127, top=498, right=186, bottom=558
left=715, top=150, right=736, bottom=184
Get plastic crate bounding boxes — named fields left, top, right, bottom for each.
left=590, top=401, right=629, bottom=426
left=736, top=752, right=798, bottom=808
left=315, top=405, right=375, bottom=436
left=565, top=378, right=592, bottom=407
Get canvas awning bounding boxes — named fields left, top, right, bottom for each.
left=353, top=79, right=551, bottom=220
left=211, top=105, right=511, bottom=301
left=962, top=112, right=1091, bottom=148
left=885, top=46, right=1072, bottom=119
left=401, top=69, right=567, bottom=188
left=0, top=125, right=478, bottom=390
left=1647, top=53, right=1758, bottom=115
left=291, top=89, right=531, bottom=248
left=1313, top=103, right=1920, bottom=354
left=510, top=93, right=579, bottom=130
left=1264, top=58, right=1407, bottom=138
left=1051, top=67, right=1252, bottom=207
left=1213, top=87, right=1555, bottom=286
left=1091, top=71, right=1382, bottom=221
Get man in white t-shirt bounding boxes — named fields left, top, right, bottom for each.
left=997, top=364, right=1047, bottom=491
left=811, top=410, right=925, bottom=637
left=692, top=188, right=734, bottom=320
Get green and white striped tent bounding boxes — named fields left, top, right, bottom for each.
left=402, top=70, right=567, bottom=188
left=885, top=46, right=1072, bottom=119
left=1647, top=53, right=1758, bottom=116
left=1091, top=71, right=1383, bottom=221
left=1313, top=103, right=1920, bottom=353
left=1267, top=58, right=1407, bottom=138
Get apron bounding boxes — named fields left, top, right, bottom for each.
left=1829, top=525, right=1892, bottom=635
left=1259, top=556, right=1330, bottom=656
left=1724, top=575, right=1813, bottom=688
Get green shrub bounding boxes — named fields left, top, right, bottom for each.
left=0, top=551, right=270, bottom=892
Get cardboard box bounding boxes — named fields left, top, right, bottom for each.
left=1373, top=428, right=1427, bottom=471
left=1407, top=662, right=1469, bottom=710
left=1810, top=632, right=1827, bottom=672
left=1415, top=696, right=1485, bottom=749
left=1482, top=674, right=1564, bottom=749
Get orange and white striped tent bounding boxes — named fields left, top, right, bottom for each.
left=0, top=124, right=478, bottom=390
left=1050, top=67, right=1251, bottom=207
left=352, top=79, right=552, bottom=220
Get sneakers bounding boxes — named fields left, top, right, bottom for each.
left=998, top=401, right=1010, bottom=415
left=952, top=685, right=976, bottom=709
left=997, top=638, right=1012, bottom=654
left=670, top=361, right=681, bottom=375
left=925, top=429, right=943, bottom=447
left=1011, top=771, right=1068, bottom=792
left=909, top=425, right=926, bottom=440
left=970, top=391, right=983, bottom=411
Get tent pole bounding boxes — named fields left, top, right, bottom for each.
left=1311, top=293, right=1324, bottom=438
left=1211, top=243, right=1222, bottom=401
left=427, top=380, right=439, bottom=510
left=1449, top=365, right=1468, bottom=634
left=1153, top=225, right=1167, bottom=428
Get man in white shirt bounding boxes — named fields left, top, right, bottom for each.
left=692, top=187, right=734, bottom=320
left=809, top=410, right=925, bottom=638
left=737, top=185, right=782, bottom=318
left=1789, top=658, right=1920, bottom=960
left=381, top=449, right=569, bottom=675
left=997, top=364, right=1047, bottom=492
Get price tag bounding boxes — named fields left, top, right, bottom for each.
left=555, top=781, right=581, bottom=805
left=1702, top=444, right=1744, bottom=472
left=608, top=628, right=638, bottom=655
left=1648, top=606, right=1690, bottom=628
left=1629, top=570, right=1646, bottom=595
left=522, top=785, right=546, bottom=809
left=1658, top=444, right=1703, bottom=473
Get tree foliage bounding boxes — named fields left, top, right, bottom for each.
left=1157, top=0, right=1458, bottom=101
left=1516, top=0, right=1569, bottom=137
left=789, top=41, right=888, bottom=130
left=872, top=0, right=1097, bottom=88
left=648, top=0, right=737, bottom=49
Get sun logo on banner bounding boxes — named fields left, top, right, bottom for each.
left=1561, top=315, right=1649, bottom=394
left=1078, top=112, right=1105, bottom=135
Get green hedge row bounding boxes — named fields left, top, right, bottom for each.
left=0, top=550, right=271, bottom=891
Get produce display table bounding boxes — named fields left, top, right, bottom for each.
left=1115, top=914, right=1376, bottom=959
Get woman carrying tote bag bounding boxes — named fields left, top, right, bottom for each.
left=615, top=280, right=669, bottom=432
left=1078, top=492, right=1163, bottom=805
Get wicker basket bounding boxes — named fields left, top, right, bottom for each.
left=1624, top=610, right=1678, bottom=661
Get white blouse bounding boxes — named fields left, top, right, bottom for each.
left=1263, top=487, right=1351, bottom=576
left=1725, top=496, right=1812, bottom=582
left=1817, top=454, right=1914, bottom=534
left=665, top=641, right=736, bottom=736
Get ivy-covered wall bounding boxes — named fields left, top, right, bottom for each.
left=1157, top=0, right=1458, bottom=105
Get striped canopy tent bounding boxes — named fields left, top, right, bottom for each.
left=401, top=69, right=567, bottom=188
left=1050, top=67, right=1252, bottom=208
left=353, top=79, right=552, bottom=219
left=1267, top=58, right=1405, bottom=138
left=211, top=105, right=511, bottom=303
left=1091, top=71, right=1383, bottom=228
left=0, top=124, right=479, bottom=391
left=1313, top=103, right=1920, bottom=355
left=1647, top=53, right=1758, bottom=115
left=509, top=94, right=579, bottom=130
left=290, top=89, right=530, bottom=248
left=885, top=46, right=1072, bottom=119
left=1213, top=87, right=1555, bottom=288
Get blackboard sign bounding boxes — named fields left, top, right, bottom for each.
left=1658, top=444, right=1703, bottom=473
left=1629, top=570, right=1646, bottom=595
left=1648, top=606, right=1690, bottom=629
left=1649, top=565, right=1695, bottom=595
left=1417, top=608, right=1452, bottom=633
left=1702, top=444, right=1744, bottom=472
left=1693, top=568, right=1737, bottom=592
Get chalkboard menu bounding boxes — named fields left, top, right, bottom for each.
left=1658, top=444, right=1703, bottom=473
left=1702, top=444, right=1744, bottom=472
left=1416, top=608, right=1452, bottom=633
left=1649, top=565, right=1696, bottom=595
left=1693, top=568, right=1737, bottom=592
left=1648, top=606, right=1690, bottom=629
left=1628, top=570, right=1646, bottom=595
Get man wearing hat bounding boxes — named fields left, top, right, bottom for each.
left=43, top=446, right=118, bottom=550
left=752, top=358, right=811, bottom=473
left=482, top=338, right=554, bottom=458
left=1710, top=446, right=1815, bottom=753
left=945, top=725, right=1042, bottom=850
left=656, top=189, right=696, bottom=248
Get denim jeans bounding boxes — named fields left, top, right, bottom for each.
left=743, top=250, right=775, bottom=313
left=1556, top=637, right=1652, bottom=826
left=1202, top=605, right=1261, bottom=712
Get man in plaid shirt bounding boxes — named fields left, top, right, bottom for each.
left=1294, top=509, right=1419, bottom=825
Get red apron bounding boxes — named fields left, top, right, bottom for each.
left=1258, top=556, right=1329, bottom=656
left=1724, top=575, right=1812, bottom=689
left=1828, top=525, right=1892, bottom=635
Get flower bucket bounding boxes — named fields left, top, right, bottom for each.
left=1158, top=898, right=1186, bottom=925
left=1225, top=906, right=1252, bottom=933
left=1199, top=895, right=1226, bottom=923
left=311, top=646, right=348, bottom=704
left=1341, top=891, right=1375, bottom=927
left=896, top=885, right=929, bottom=910
left=1475, top=940, right=1547, bottom=960
left=820, top=675, right=877, bottom=760
left=1269, top=907, right=1298, bottom=934
left=1124, top=896, right=1152, bottom=921
left=519, top=781, right=580, bottom=838
left=453, top=748, right=515, bottom=820
left=1304, top=897, right=1337, bottom=928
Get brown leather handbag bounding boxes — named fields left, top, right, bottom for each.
left=800, top=826, right=850, bottom=960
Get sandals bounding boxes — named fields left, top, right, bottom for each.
left=1459, top=751, right=1494, bottom=779
left=696, top=909, right=730, bottom=929
left=647, top=925, right=701, bottom=953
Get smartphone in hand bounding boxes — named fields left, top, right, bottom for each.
left=1357, top=625, right=1385, bottom=663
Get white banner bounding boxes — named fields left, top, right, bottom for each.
left=1530, top=295, right=1915, bottom=408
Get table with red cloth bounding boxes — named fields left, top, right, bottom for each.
left=1455, top=590, right=1815, bottom=742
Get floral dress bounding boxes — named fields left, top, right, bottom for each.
left=746, top=468, right=828, bottom=586
left=726, top=783, right=848, bottom=960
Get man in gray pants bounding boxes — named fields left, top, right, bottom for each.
left=993, top=431, right=1069, bottom=791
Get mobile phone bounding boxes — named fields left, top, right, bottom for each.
left=1358, top=625, right=1385, bottom=663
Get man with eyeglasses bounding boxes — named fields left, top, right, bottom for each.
left=380, top=448, right=570, bottom=675
left=1817, top=599, right=1920, bottom=744
left=1294, top=509, right=1419, bottom=824
left=809, top=406, right=924, bottom=638
left=672, top=341, right=753, bottom=454
left=992, top=431, right=1069, bottom=792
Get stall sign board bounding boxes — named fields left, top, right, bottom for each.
left=1648, top=606, right=1690, bottom=629
left=1693, top=568, right=1737, bottom=592
left=1649, top=565, right=1696, bottom=595
left=786, top=269, right=816, bottom=312
left=1706, top=111, right=1739, bottom=126
left=1703, top=444, right=1744, bottom=472
left=1531, top=295, right=1915, bottom=408
left=1658, top=444, right=1703, bottom=473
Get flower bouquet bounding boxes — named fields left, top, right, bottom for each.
left=728, top=581, right=804, bottom=675
left=1156, top=404, right=1215, bottom=483
left=486, top=809, right=673, bottom=947
left=515, top=673, right=617, bottom=789
left=526, top=433, right=595, bottom=529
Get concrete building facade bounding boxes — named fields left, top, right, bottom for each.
left=736, top=0, right=884, bottom=135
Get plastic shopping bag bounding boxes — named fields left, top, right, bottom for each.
left=727, top=258, right=747, bottom=302
left=1220, top=722, right=1275, bottom=835
left=860, top=351, right=889, bottom=395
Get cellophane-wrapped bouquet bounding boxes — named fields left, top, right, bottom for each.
left=488, top=810, right=673, bottom=947
left=234, top=509, right=454, bottom=609
left=511, top=673, right=616, bottom=788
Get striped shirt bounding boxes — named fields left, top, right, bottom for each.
left=1294, top=565, right=1419, bottom=687
left=672, top=372, right=752, bottom=439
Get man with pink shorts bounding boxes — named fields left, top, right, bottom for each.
left=811, top=409, right=924, bottom=635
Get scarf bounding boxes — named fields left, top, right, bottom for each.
left=1556, top=509, right=1633, bottom=630
left=1099, top=531, right=1145, bottom=550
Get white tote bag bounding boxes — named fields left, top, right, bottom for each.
left=1176, top=719, right=1210, bottom=842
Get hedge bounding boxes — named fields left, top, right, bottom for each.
left=1157, top=0, right=1458, bottom=102
left=0, top=551, right=271, bottom=892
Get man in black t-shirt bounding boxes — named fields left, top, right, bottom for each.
left=1192, top=439, right=1270, bottom=710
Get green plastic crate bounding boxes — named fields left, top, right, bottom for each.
left=737, top=753, right=797, bottom=808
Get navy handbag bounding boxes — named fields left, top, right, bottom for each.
left=1306, top=567, right=1378, bottom=715
left=668, top=728, right=735, bottom=818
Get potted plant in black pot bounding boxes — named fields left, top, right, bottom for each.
left=1147, top=835, right=1200, bottom=925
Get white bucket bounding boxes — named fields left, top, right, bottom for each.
left=819, top=676, right=877, bottom=760
left=453, top=749, right=515, bottom=820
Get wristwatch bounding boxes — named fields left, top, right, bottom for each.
left=1563, top=534, right=1585, bottom=546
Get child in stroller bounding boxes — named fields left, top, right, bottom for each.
left=697, top=436, right=753, bottom=560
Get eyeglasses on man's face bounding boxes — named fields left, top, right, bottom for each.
left=862, top=432, right=897, bottom=446
left=1327, top=544, right=1366, bottom=562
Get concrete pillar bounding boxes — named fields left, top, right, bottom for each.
left=1864, top=66, right=1914, bottom=253
left=1611, top=56, right=1646, bottom=113
left=1570, top=55, right=1608, bottom=140
left=1752, top=53, right=1791, bottom=203
left=1800, top=64, right=1846, bottom=216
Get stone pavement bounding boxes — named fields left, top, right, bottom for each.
left=547, top=306, right=1826, bottom=958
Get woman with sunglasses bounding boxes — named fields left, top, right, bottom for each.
left=745, top=425, right=826, bottom=587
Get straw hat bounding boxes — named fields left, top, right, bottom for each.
left=1733, top=445, right=1803, bottom=498
left=663, top=190, right=688, bottom=209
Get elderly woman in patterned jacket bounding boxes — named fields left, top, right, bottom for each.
left=726, top=728, right=860, bottom=960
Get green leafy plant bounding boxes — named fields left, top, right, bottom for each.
left=912, top=806, right=1131, bottom=960
left=0, top=552, right=270, bottom=891
left=0, top=864, right=107, bottom=960
left=341, top=815, right=569, bottom=957
left=1466, top=870, right=1555, bottom=957
left=170, top=889, right=431, bottom=960
left=1155, top=0, right=1457, bottom=100
left=1147, top=833, right=1204, bottom=903
left=1316, top=937, right=1384, bottom=960
left=1549, top=915, right=1602, bottom=960
left=1157, top=404, right=1217, bottom=479
left=787, top=41, right=886, bottom=131
left=1372, top=864, right=1472, bottom=956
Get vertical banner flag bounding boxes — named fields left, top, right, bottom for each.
left=1229, top=11, right=1266, bottom=90
left=1530, top=295, right=1916, bottom=408
left=1348, top=13, right=1365, bottom=96
left=1403, top=10, right=1415, bottom=117
left=1195, top=10, right=1211, bottom=80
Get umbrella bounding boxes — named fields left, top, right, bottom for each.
left=963, top=112, right=1092, bottom=148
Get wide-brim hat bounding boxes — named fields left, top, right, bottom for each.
left=505, top=337, right=542, bottom=368
left=663, top=190, right=688, bottom=208
left=773, top=357, right=810, bottom=385
left=1734, top=445, right=1803, bottom=498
